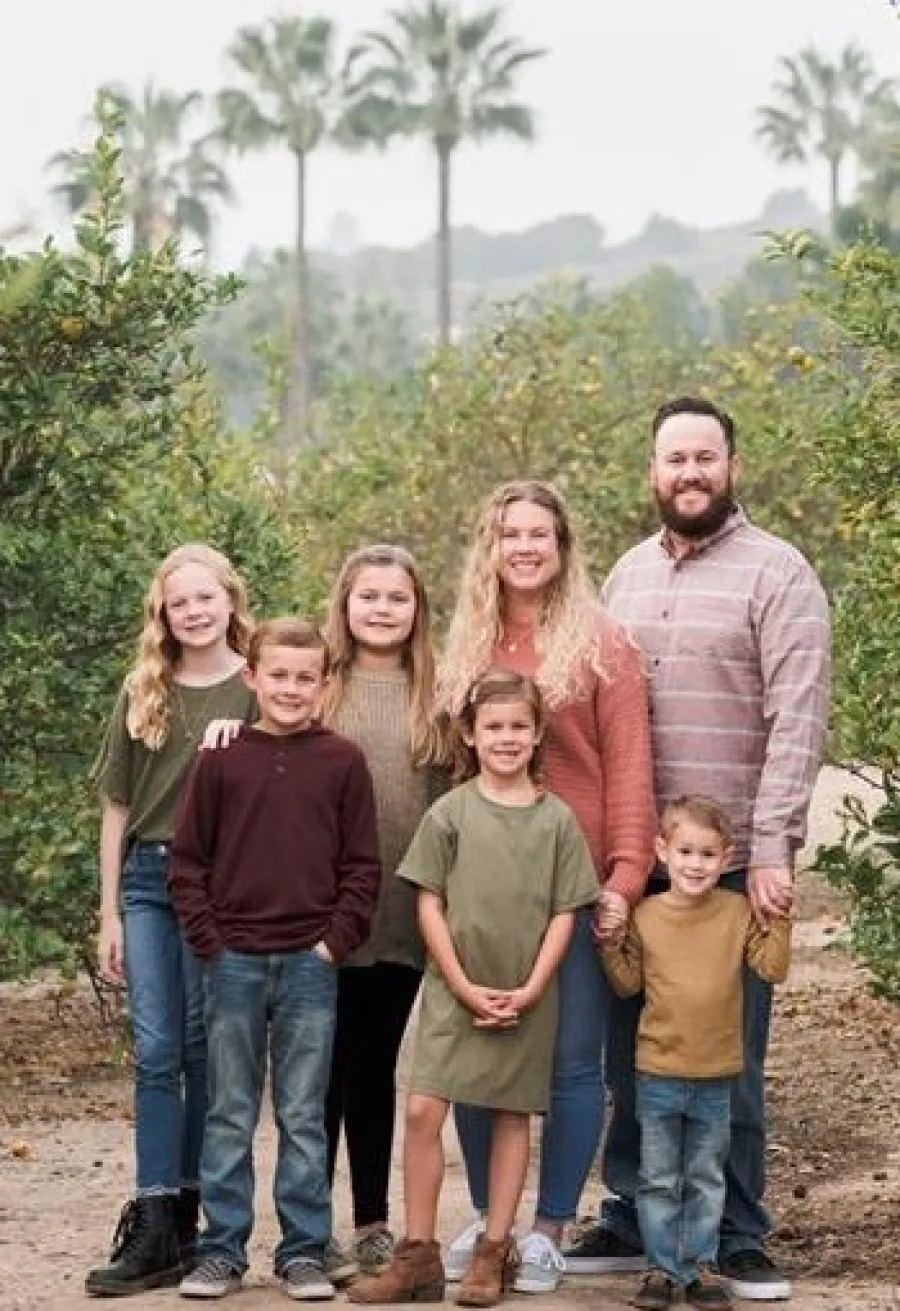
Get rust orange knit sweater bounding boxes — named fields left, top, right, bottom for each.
left=493, top=620, right=655, bottom=905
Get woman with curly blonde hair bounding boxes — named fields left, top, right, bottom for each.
left=438, top=481, right=656, bottom=1295
left=86, top=544, right=253, bottom=1298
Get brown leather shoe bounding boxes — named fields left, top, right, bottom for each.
left=455, top=1235, right=519, bottom=1307
left=348, top=1238, right=445, bottom=1304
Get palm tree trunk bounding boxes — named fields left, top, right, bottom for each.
left=828, top=155, right=841, bottom=235
left=437, top=143, right=452, bottom=345
left=292, top=148, right=313, bottom=444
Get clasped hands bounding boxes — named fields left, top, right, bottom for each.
left=460, top=982, right=536, bottom=1030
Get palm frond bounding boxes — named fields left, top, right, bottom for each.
left=469, top=102, right=534, bottom=143
left=755, top=106, right=807, bottom=162
left=217, top=88, right=282, bottom=149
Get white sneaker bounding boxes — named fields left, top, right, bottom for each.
left=513, top=1232, right=565, bottom=1294
left=180, top=1256, right=242, bottom=1299
left=444, top=1218, right=485, bottom=1283
left=280, top=1258, right=335, bottom=1301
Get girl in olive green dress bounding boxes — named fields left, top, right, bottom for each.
left=349, top=671, right=599, bottom=1309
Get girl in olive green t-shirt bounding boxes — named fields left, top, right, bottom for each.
left=84, top=545, right=253, bottom=1299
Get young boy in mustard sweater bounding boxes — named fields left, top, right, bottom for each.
left=600, top=796, right=791, bottom=1311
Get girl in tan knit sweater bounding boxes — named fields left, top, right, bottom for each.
left=319, top=545, right=446, bottom=1283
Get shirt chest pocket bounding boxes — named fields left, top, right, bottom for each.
left=675, top=597, right=756, bottom=665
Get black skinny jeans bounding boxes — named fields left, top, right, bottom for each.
left=325, top=961, right=422, bottom=1228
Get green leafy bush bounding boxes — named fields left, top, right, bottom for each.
left=773, top=234, right=900, bottom=999
left=0, top=105, right=300, bottom=981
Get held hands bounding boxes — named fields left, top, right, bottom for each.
left=99, top=912, right=125, bottom=984
left=748, top=866, right=793, bottom=928
left=593, top=888, right=630, bottom=944
left=200, top=718, right=243, bottom=750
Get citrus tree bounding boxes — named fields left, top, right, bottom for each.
left=774, top=233, right=900, bottom=999
left=0, top=106, right=299, bottom=980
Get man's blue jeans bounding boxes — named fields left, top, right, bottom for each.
left=199, top=948, right=337, bottom=1275
left=454, top=909, right=609, bottom=1222
left=121, top=842, right=206, bottom=1195
left=601, top=868, right=772, bottom=1260
left=636, top=1074, right=733, bottom=1285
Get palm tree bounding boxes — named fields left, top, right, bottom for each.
left=856, top=95, right=900, bottom=228
left=47, top=84, right=232, bottom=254
left=216, top=16, right=366, bottom=443
left=351, top=1, right=545, bottom=343
left=756, top=44, right=894, bottom=233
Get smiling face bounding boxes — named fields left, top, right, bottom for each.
left=345, top=563, right=417, bottom=658
left=651, top=411, right=738, bottom=540
left=657, top=818, right=732, bottom=902
left=162, top=563, right=233, bottom=654
left=463, top=696, right=541, bottom=784
left=496, top=498, right=562, bottom=599
left=245, top=642, right=328, bottom=735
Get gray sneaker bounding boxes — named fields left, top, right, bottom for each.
left=280, top=1258, right=336, bottom=1301
left=354, top=1227, right=394, bottom=1275
left=324, top=1239, right=357, bottom=1286
left=179, top=1256, right=242, bottom=1299
left=513, top=1232, right=566, bottom=1294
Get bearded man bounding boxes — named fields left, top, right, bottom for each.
left=564, top=396, right=831, bottom=1303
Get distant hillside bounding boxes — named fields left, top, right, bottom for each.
left=312, top=189, right=826, bottom=329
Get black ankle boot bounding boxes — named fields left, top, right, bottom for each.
left=85, top=1194, right=182, bottom=1296
left=175, top=1187, right=202, bottom=1271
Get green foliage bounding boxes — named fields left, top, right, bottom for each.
left=815, top=782, right=900, bottom=1002
left=773, top=233, right=900, bottom=998
left=0, top=107, right=300, bottom=981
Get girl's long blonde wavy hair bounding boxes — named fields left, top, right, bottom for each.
left=321, top=544, right=443, bottom=768
left=125, top=544, right=252, bottom=749
left=437, top=480, right=617, bottom=715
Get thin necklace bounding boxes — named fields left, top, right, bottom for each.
left=500, top=617, right=534, bottom=654
left=173, top=684, right=220, bottom=743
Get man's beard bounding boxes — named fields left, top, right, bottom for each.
left=655, top=482, right=736, bottom=539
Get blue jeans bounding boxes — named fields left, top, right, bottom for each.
left=601, top=868, right=772, bottom=1260
left=121, top=842, right=206, bottom=1195
left=637, top=1075, right=733, bottom=1285
left=200, top=948, right=338, bottom=1275
left=454, top=908, right=609, bottom=1223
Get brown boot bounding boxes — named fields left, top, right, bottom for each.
left=455, top=1235, right=519, bottom=1308
left=348, top=1238, right=445, bottom=1304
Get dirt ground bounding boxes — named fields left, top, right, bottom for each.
left=1, top=769, right=898, bottom=1311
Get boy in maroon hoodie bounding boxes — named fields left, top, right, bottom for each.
left=168, top=617, right=381, bottom=1302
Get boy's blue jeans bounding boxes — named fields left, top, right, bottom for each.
left=636, top=1074, right=733, bottom=1285
left=122, top=842, right=206, bottom=1195
left=602, top=868, right=772, bottom=1260
left=199, top=948, right=337, bottom=1275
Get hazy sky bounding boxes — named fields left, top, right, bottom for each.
left=2, top=0, right=899, bottom=266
